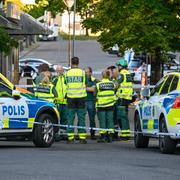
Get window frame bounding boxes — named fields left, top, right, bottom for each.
left=159, top=75, right=174, bottom=95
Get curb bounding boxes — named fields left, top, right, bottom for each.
left=19, top=43, right=40, bottom=58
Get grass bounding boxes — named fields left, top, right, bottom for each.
left=59, top=33, right=98, bottom=40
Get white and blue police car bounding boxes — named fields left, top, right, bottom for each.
left=134, top=72, right=180, bottom=154
left=0, top=73, right=59, bottom=147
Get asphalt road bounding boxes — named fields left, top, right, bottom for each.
left=7, top=39, right=179, bottom=180
left=21, top=39, right=119, bottom=77
left=0, top=139, right=180, bottom=180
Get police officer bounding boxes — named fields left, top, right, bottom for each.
left=52, top=65, right=68, bottom=140
left=35, top=75, right=57, bottom=103
left=107, top=66, right=119, bottom=140
left=96, top=70, right=116, bottom=143
left=65, top=57, right=87, bottom=143
left=116, top=58, right=133, bottom=139
left=85, top=67, right=98, bottom=140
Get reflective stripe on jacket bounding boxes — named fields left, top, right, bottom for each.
left=53, top=75, right=67, bottom=104
left=116, top=69, right=133, bottom=100
left=35, top=83, right=55, bottom=103
left=65, top=68, right=87, bottom=98
left=96, top=79, right=116, bottom=108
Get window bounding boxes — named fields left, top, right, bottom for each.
left=0, top=82, right=12, bottom=97
left=0, top=78, right=11, bottom=89
left=150, top=78, right=165, bottom=96
left=169, top=76, right=179, bottom=92
left=160, top=75, right=174, bottom=95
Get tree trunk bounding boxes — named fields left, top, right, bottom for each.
left=150, top=49, right=162, bottom=85
left=85, top=11, right=89, bottom=36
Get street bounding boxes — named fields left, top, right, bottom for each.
left=21, top=39, right=118, bottom=77
left=0, top=39, right=179, bottom=180
left=0, top=139, right=180, bottom=180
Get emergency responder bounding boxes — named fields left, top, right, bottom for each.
left=96, top=70, right=116, bottom=143
left=116, top=58, right=133, bottom=139
left=34, top=63, right=50, bottom=85
left=52, top=65, right=68, bottom=141
left=65, top=57, right=87, bottom=143
left=21, top=61, right=35, bottom=78
left=35, top=75, right=57, bottom=103
left=33, top=63, right=51, bottom=94
left=85, top=67, right=98, bottom=140
left=107, top=66, right=120, bottom=140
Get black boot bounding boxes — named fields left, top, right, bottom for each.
left=90, top=129, right=96, bottom=140
left=107, top=133, right=113, bottom=143
left=97, top=134, right=106, bottom=143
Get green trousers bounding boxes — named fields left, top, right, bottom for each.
left=67, top=108, right=86, bottom=134
left=97, top=110, right=114, bottom=134
left=57, top=104, right=68, bottom=130
left=86, top=101, right=96, bottom=128
left=117, top=106, right=130, bottom=131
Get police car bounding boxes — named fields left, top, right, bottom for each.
left=0, top=73, right=59, bottom=147
left=134, top=72, right=180, bottom=154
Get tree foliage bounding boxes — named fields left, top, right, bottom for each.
left=83, top=0, right=180, bottom=83
left=26, top=0, right=65, bottom=18
left=0, top=28, right=18, bottom=55
left=84, top=0, right=180, bottom=54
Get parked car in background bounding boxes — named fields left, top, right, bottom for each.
left=163, top=59, right=180, bottom=75
left=107, top=44, right=120, bottom=57
left=19, top=58, right=69, bottom=78
left=128, top=58, right=143, bottom=83
left=39, top=24, right=59, bottom=41
left=19, top=58, right=55, bottom=73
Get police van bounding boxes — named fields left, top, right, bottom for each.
left=0, top=73, right=59, bottom=147
left=134, top=72, right=180, bottom=154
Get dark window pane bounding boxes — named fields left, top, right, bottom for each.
left=0, top=83, right=12, bottom=97
left=160, top=75, right=174, bottom=95
left=170, top=76, right=179, bottom=92
left=150, top=78, right=165, bottom=96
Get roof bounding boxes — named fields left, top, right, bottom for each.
left=167, top=72, right=180, bottom=76
left=1, top=12, right=52, bottom=35
left=0, top=15, right=21, bottom=30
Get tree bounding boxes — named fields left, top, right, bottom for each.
left=26, top=0, right=65, bottom=18
left=0, top=28, right=18, bottom=55
left=83, top=0, right=180, bottom=83
left=76, top=0, right=95, bottom=35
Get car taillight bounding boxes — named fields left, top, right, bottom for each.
left=172, top=97, right=180, bottom=108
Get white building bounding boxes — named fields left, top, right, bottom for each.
left=55, top=11, right=86, bottom=35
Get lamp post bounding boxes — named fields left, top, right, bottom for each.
left=63, top=0, right=74, bottom=67
left=72, top=0, right=76, bottom=58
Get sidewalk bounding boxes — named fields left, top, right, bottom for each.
left=19, top=43, right=40, bottom=59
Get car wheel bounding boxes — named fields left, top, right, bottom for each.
left=33, top=114, right=54, bottom=147
left=134, top=113, right=149, bottom=148
left=159, top=117, right=177, bottom=154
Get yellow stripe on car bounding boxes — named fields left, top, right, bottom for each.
left=3, top=118, right=9, bottom=128
left=147, top=119, right=154, bottom=130
left=167, top=109, right=180, bottom=126
left=28, top=118, right=35, bottom=128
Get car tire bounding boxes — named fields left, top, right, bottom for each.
left=134, top=113, right=149, bottom=148
left=33, top=114, right=55, bottom=148
left=159, top=117, right=177, bottom=154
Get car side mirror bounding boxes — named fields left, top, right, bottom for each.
left=12, top=90, right=21, bottom=100
left=141, top=88, right=150, bottom=98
